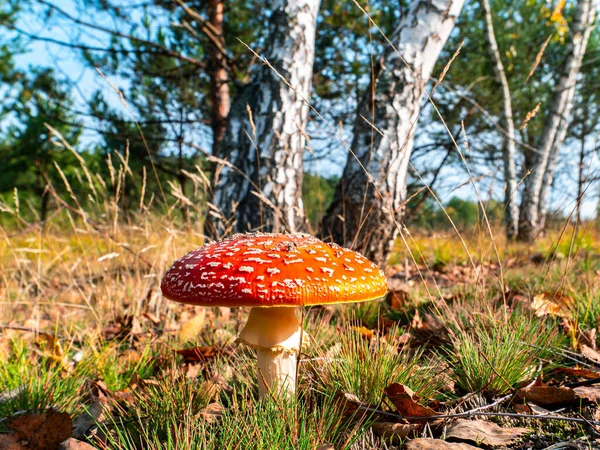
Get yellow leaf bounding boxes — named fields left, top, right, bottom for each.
left=531, top=292, right=573, bottom=318
left=178, top=309, right=206, bottom=342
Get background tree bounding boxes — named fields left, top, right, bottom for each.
left=321, top=0, right=466, bottom=265
left=210, top=0, right=321, bottom=236
left=0, top=68, right=83, bottom=220
left=519, top=0, right=595, bottom=241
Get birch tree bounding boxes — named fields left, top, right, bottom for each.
left=518, top=0, right=595, bottom=241
left=321, top=0, right=465, bottom=265
left=480, top=0, right=519, bottom=239
left=210, top=0, right=320, bottom=236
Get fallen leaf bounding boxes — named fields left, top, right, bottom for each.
left=405, top=438, right=480, bottom=450
left=7, top=409, right=72, bottom=450
left=384, top=383, right=436, bottom=420
left=516, top=385, right=577, bottom=405
left=102, top=315, right=142, bottom=341
left=315, top=445, right=335, bottom=450
left=387, top=288, right=411, bottom=311
left=0, top=433, right=27, bottom=450
left=555, top=366, right=600, bottom=379
left=581, top=345, right=600, bottom=363
left=198, top=402, right=224, bottom=424
left=334, top=391, right=372, bottom=417
left=178, top=309, right=206, bottom=342
left=175, top=345, right=225, bottom=363
left=59, top=438, right=96, bottom=449
left=446, top=419, right=529, bottom=447
left=574, top=385, right=600, bottom=403
left=371, top=422, right=420, bottom=440
left=531, top=292, right=573, bottom=318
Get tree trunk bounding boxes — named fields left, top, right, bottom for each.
left=207, top=0, right=230, bottom=158
left=320, top=0, right=465, bottom=266
left=576, top=125, right=586, bottom=224
left=210, top=0, right=319, bottom=237
left=537, top=81, right=578, bottom=229
left=518, top=0, right=594, bottom=241
left=479, top=0, right=519, bottom=240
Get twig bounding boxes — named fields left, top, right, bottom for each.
left=564, top=376, right=600, bottom=388
left=355, top=404, right=600, bottom=425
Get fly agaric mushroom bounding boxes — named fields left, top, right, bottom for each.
left=161, top=233, right=387, bottom=398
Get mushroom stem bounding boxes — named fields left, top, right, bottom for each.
left=237, top=306, right=302, bottom=399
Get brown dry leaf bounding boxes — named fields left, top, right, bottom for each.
left=334, top=391, right=370, bottom=417
left=581, top=345, right=600, bottom=363
left=446, top=419, right=529, bottom=447
left=574, top=385, right=600, bottom=403
left=175, top=345, right=226, bottom=363
left=516, top=385, right=577, bottom=405
left=371, top=422, right=420, bottom=440
left=178, top=309, right=206, bottom=342
left=531, top=292, right=573, bottom=318
left=7, top=409, right=72, bottom=450
left=555, top=366, right=600, bottom=379
left=384, top=383, right=436, bottom=420
left=58, top=438, right=96, bottom=450
left=198, top=402, right=224, bottom=424
left=405, top=438, right=481, bottom=450
left=513, top=402, right=531, bottom=414
left=315, top=445, right=335, bottom=450
left=102, top=315, right=142, bottom=341
left=0, top=433, right=27, bottom=450
left=387, top=288, right=411, bottom=312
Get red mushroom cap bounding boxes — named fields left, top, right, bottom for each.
left=161, top=233, right=387, bottom=308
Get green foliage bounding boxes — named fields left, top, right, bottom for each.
left=302, top=172, right=338, bottom=230
left=317, top=325, right=442, bottom=405
left=445, top=311, right=561, bottom=395
left=0, top=337, right=84, bottom=420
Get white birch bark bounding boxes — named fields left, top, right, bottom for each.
left=480, top=0, right=519, bottom=239
left=210, top=0, right=320, bottom=236
left=321, top=0, right=465, bottom=265
left=518, top=0, right=595, bottom=241
left=537, top=76, right=579, bottom=227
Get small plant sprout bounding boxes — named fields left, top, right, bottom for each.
left=161, top=233, right=387, bottom=399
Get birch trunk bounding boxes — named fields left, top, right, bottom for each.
left=518, top=0, right=594, bottom=241
left=537, top=80, right=578, bottom=228
left=480, top=0, right=519, bottom=239
left=321, top=0, right=465, bottom=266
left=210, top=0, right=320, bottom=236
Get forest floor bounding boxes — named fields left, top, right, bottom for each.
left=3, top=221, right=600, bottom=449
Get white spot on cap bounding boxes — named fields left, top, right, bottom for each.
left=245, top=257, right=272, bottom=264
left=239, top=266, right=254, bottom=273
left=267, top=267, right=281, bottom=275
left=321, top=267, right=334, bottom=277
left=315, top=257, right=327, bottom=263
left=284, top=258, right=303, bottom=264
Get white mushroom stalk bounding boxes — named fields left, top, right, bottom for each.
left=237, top=306, right=305, bottom=398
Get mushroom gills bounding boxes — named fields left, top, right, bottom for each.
left=237, top=306, right=306, bottom=398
